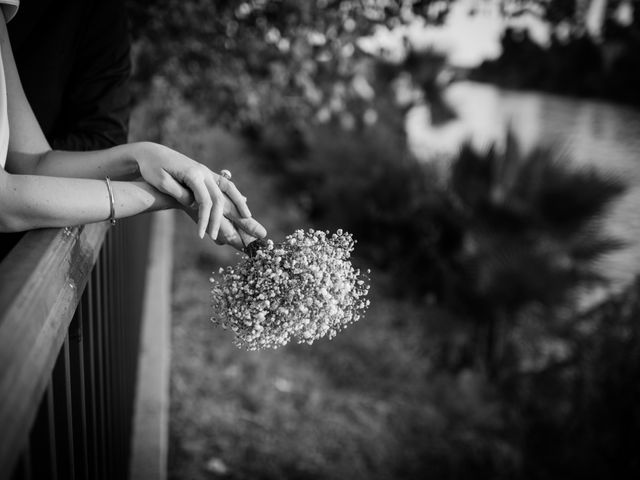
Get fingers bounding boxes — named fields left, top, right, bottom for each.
left=158, top=171, right=194, bottom=206
left=182, top=166, right=265, bottom=244
left=194, top=191, right=266, bottom=251
left=205, top=177, right=224, bottom=240
left=143, top=146, right=259, bottom=242
left=231, top=216, right=267, bottom=239
left=183, top=174, right=212, bottom=239
left=216, top=175, right=251, bottom=218
left=215, top=218, right=246, bottom=251
left=238, top=229, right=255, bottom=248
left=222, top=198, right=267, bottom=238
left=206, top=215, right=266, bottom=251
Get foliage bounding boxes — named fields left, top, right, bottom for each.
left=447, top=138, right=626, bottom=376
left=127, top=2, right=640, bottom=479
left=139, top=82, right=638, bottom=479
left=126, top=0, right=428, bottom=128
left=127, top=0, right=640, bottom=129
left=149, top=93, right=519, bottom=480
left=474, top=1, right=640, bottom=105
left=285, top=127, right=624, bottom=378
left=511, top=276, right=640, bottom=479
left=448, top=136, right=625, bottom=312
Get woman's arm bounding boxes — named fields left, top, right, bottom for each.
left=8, top=144, right=140, bottom=180
left=0, top=169, right=175, bottom=231
left=0, top=10, right=265, bottom=248
left=0, top=167, right=265, bottom=249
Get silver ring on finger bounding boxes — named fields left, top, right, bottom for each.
left=220, top=169, right=232, bottom=181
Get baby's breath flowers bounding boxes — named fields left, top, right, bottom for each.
left=210, top=229, right=371, bottom=350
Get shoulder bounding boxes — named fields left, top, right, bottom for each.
left=0, top=0, right=19, bottom=23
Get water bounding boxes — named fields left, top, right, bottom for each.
left=501, top=88, right=640, bottom=295
left=407, top=81, right=640, bottom=293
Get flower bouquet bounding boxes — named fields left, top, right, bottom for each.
left=210, top=229, right=370, bottom=350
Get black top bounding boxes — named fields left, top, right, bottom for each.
left=1, top=0, right=132, bottom=261
left=8, top=0, right=132, bottom=150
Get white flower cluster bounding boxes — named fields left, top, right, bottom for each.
left=210, top=229, right=371, bottom=350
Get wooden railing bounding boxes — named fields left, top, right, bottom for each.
left=0, top=216, right=151, bottom=480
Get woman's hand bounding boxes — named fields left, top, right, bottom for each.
left=181, top=194, right=266, bottom=251
left=134, top=142, right=264, bottom=246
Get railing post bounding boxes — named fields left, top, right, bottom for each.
left=129, top=211, right=174, bottom=480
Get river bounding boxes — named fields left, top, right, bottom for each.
left=407, top=81, right=640, bottom=295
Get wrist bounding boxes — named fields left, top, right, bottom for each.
left=125, top=181, right=181, bottom=214
left=129, top=141, right=163, bottom=175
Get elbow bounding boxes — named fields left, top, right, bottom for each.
left=0, top=175, right=30, bottom=232
left=0, top=210, right=27, bottom=232
left=5, top=150, right=51, bottom=175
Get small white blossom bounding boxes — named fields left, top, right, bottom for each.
left=210, top=229, right=371, bottom=350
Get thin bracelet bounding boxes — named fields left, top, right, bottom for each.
left=104, top=177, right=116, bottom=225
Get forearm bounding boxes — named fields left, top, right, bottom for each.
left=0, top=170, right=176, bottom=232
left=8, top=142, right=144, bottom=180
left=2, top=14, right=137, bottom=181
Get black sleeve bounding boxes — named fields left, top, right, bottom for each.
left=52, top=0, right=132, bottom=150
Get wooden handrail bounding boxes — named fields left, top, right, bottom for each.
left=0, top=223, right=109, bottom=475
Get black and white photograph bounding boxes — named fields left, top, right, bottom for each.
left=1, top=1, right=640, bottom=479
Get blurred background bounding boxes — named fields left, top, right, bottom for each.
left=125, top=1, right=640, bottom=479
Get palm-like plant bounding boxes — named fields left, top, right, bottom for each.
left=443, top=132, right=626, bottom=375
